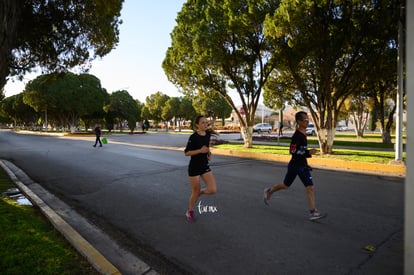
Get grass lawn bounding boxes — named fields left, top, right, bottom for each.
left=0, top=169, right=98, bottom=274
left=216, top=132, right=406, bottom=164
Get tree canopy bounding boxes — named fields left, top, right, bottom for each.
left=23, top=72, right=109, bottom=130
left=162, top=96, right=196, bottom=131
left=0, top=0, right=123, bottom=90
left=0, top=93, right=37, bottom=127
left=104, top=90, right=140, bottom=132
left=163, top=0, right=279, bottom=147
left=192, top=92, right=232, bottom=127
left=144, top=92, right=170, bottom=128
left=263, top=0, right=401, bottom=153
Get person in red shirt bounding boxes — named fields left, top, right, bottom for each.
left=263, top=111, right=325, bottom=221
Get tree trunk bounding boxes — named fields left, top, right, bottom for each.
left=382, top=131, right=392, bottom=144
left=351, top=111, right=369, bottom=138
left=0, top=0, right=22, bottom=90
left=317, top=127, right=335, bottom=154
left=240, top=126, right=253, bottom=148
left=177, top=118, right=182, bottom=132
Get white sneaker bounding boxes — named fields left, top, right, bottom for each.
left=309, top=210, right=326, bottom=221
left=263, top=188, right=271, bottom=205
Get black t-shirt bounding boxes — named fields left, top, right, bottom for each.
left=289, top=130, right=311, bottom=166
left=184, top=132, right=211, bottom=168
left=94, top=127, right=101, bottom=136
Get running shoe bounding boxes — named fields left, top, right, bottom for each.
left=309, top=209, right=326, bottom=221
left=263, top=188, right=271, bottom=205
left=186, top=210, right=195, bottom=222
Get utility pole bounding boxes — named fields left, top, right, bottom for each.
left=395, top=5, right=404, bottom=162
left=405, top=2, right=413, bottom=274
left=44, top=109, right=48, bottom=132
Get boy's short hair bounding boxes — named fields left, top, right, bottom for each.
left=295, top=111, right=307, bottom=122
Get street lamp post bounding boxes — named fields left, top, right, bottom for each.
left=394, top=6, right=404, bottom=163
left=44, top=109, right=48, bottom=132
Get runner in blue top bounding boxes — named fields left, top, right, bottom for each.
left=263, top=111, right=324, bottom=221
left=184, top=115, right=217, bottom=222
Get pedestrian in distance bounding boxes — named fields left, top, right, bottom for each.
left=93, top=125, right=103, bottom=147
left=263, top=111, right=326, bottom=221
left=184, top=115, right=218, bottom=222
left=144, top=119, right=150, bottom=131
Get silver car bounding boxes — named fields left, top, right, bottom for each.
left=253, top=123, right=273, bottom=134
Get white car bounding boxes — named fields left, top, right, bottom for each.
left=306, top=123, right=316, bottom=136
left=336, top=126, right=348, bottom=131
left=253, top=123, right=273, bottom=134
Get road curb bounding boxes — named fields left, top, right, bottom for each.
left=0, top=160, right=122, bottom=275
left=308, top=157, right=406, bottom=176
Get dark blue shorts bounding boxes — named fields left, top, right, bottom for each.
left=283, top=163, right=313, bottom=187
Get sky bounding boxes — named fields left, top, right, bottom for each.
left=4, top=0, right=186, bottom=103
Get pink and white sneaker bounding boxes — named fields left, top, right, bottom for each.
left=186, top=210, right=195, bottom=222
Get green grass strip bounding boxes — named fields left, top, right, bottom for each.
left=215, top=143, right=405, bottom=164
left=0, top=170, right=97, bottom=274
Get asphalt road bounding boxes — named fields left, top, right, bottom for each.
left=0, top=130, right=403, bottom=274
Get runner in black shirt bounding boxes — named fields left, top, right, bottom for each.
left=184, top=115, right=217, bottom=222
left=263, top=111, right=325, bottom=221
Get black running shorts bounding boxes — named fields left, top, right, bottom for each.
left=188, top=165, right=211, bottom=177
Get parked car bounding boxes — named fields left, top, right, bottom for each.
left=253, top=123, right=273, bottom=134
left=336, top=125, right=348, bottom=131
left=306, top=123, right=316, bottom=136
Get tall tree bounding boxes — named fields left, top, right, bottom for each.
left=163, top=96, right=196, bottom=132
left=23, top=73, right=59, bottom=129
left=23, top=72, right=108, bottom=130
left=125, top=99, right=142, bottom=133
left=130, top=99, right=144, bottom=133
left=0, top=93, right=38, bottom=128
left=162, top=97, right=180, bottom=132
left=78, top=74, right=110, bottom=131
left=163, top=0, right=279, bottom=148
left=364, top=46, right=398, bottom=143
left=144, top=92, right=170, bottom=129
left=104, top=90, right=139, bottom=132
left=343, top=94, right=371, bottom=138
left=0, top=0, right=123, bottom=90
left=264, top=0, right=400, bottom=154
left=192, top=92, right=232, bottom=127
left=179, top=97, right=197, bottom=129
